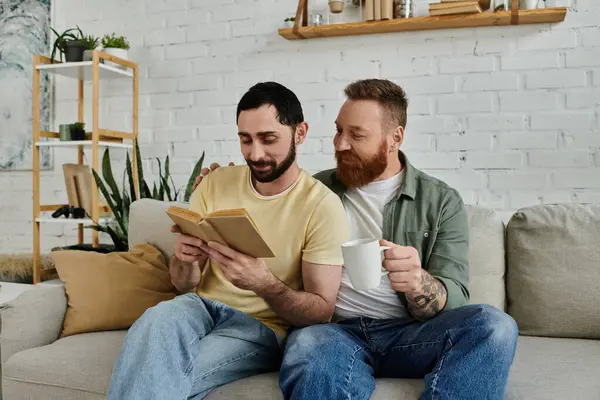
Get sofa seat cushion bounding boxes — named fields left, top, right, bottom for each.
left=205, top=336, right=600, bottom=400
left=3, top=330, right=126, bottom=398
left=507, top=336, right=600, bottom=400
left=205, top=372, right=424, bottom=400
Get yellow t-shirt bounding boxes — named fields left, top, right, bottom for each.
left=189, top=165, right=350, bottom=337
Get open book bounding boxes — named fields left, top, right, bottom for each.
left=166, top=206, right=275, bottom=258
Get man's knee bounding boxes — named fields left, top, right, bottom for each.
left=470, top=304, right=519, bottom=349
left=131, top=294, right=198, bottom=333
left=283, top=324, right=344, bottom=367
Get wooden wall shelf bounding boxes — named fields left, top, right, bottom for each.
left=278, top=8, right=567, bottom=40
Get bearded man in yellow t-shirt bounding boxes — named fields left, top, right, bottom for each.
left=107, top=82, right=350, bottom=400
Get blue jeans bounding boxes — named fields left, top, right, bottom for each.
left=107, top=293, right=282, bottom=400
left=279, top=304, right=518, bottom=400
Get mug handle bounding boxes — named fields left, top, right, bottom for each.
left=380, top=246, right=391, bottom=275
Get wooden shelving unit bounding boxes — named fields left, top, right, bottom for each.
left=279, top=0, right=567, bottom=40
left=32, top=50, right=139, bottom=284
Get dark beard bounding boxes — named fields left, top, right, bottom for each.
left=335, top=139, right=388, bottom=188
left=246, top=138, right=296, bottom=183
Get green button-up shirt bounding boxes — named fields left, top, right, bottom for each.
left=314, top=151, right=470, bottom=318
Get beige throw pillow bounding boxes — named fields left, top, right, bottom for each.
left=52, top=242, right=177, bottom=338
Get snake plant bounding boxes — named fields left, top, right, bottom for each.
left=86, top=142, right=205, bottom=251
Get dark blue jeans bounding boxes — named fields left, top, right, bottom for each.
left=279, top=304, right=518, bottom=400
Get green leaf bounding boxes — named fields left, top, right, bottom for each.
left=135, top=141, right=151, bottom=198
left=91, top=169, right=127, bottom=236
left=171, top=175, right=180, bottom=201
left=101, top=149, right=122, bottom=211
left=125, top=152, right=136, bottom=202
left=162, top=156, right=173, bottom=201
left=152, top=182, right=158, bottom=199
left=122, top=192, right=130, bottom=234
left=185, top=151, right=205, bottom=202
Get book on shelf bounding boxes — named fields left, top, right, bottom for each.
left=166, top=206, right=275, bottom=259
left=430, top=1, right=482, bottom=15
left=430, top=0, right=480, bottom=9
left=62, top=163, right=108, bottom=217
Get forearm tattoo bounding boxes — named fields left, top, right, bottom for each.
left=407, top=271, right=447, bottom=319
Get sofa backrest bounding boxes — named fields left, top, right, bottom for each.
left=464, top=205, right=507, bottom=311
left=506, top=204, right=600, bottom=340
left=129, top=199, right=509, bottom=312
left=129, top=199, right=186, bottom=264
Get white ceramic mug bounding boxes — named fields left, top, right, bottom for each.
left=342, top=238, right=391, bottom=291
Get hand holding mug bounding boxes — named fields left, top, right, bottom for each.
left=380, top=240, right=423, bottom=294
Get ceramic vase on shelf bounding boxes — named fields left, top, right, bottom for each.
left=329, top=0, right=345, bottom=13
left=520, top=0, right=538, bottom=9
left=59, top=124, right=71, bottom=141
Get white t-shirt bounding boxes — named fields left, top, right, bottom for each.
left=334, top=170, right=410, bottom=320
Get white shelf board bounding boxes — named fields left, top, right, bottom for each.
left=36, top=61, right=132, bottom=80
left=35, top=140, right=132, bottom=149
left=35, top=217, right=113, bottom=225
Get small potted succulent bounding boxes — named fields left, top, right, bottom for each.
left=82, top=34, right=100, bottom=61
left=101, top=33, right=130, bottom=69
left=69, top=122, right=86, bottom=141
left=283, top=17, right=296, bottom=28
left=50, top=26, right=85, bottom=62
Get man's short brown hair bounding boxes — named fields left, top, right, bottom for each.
left=344, top=79, right=408, bottom=130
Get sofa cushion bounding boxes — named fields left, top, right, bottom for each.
left=2, top=330, right=126, bottom=399
left=52, top=243, right=177, bottom=337
left=205, top=372, right=424, bottom=400
left=464, top=205, right=506, bottom=311
left=205, top=336, right=600, bottom=400
left=128, top=199, right=186, bottom=263
left=506, top=204, right=600, bottom=339
left=506, top=336, right=600, bottom=400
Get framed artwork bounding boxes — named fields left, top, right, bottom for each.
left=0, top=0, right=52, bottom=171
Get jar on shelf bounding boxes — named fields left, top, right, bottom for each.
left=394, top=0, right=412, bottom=18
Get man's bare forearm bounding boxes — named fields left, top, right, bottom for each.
left=256, top=275, right=335, bottom=327
left=406, top=270, right=448, bottom=320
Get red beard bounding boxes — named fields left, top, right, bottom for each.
left=335, top=139, right=389, bottom=188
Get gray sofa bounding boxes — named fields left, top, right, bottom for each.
left=2, top=199, right=599, bottom=399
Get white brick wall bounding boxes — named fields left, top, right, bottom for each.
left=2, top=0, right=599, bottom=253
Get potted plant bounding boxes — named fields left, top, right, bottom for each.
left=101, top=33, right=130, bottom=69
left=82, top=34, right=100, bottom=61
left=70, top=122, right=86, bottom=141
left=283, top=17, right=296, bottom=28
left=50, top=26, right=86, bottom=62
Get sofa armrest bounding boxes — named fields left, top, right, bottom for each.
left=0, top=285, right=67, bottom=364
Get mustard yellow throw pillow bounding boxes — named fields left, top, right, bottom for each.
left=52, top=242, right=177, bottom=338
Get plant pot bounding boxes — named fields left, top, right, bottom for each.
left=478, top=0, right=491, bottom=10
left=103, top=47, right=128, bottom=69
left=71, top=129, right=85, bottom=141
left=59, top=124, right=71, bottom=141
left=329, top=0, right=345, bottom=13
left=519, top=0, right=537, bottom=9
left=51, top=244, right=117, bottom=254
left=83, top=49, right=95, bottom=61
left=63, top=40, right=86, bottom=62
